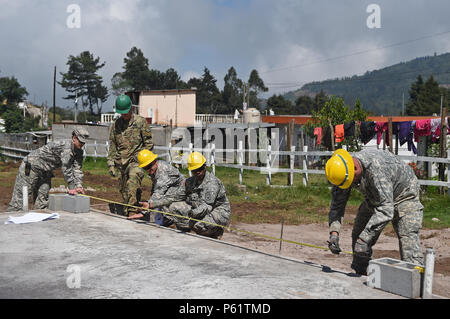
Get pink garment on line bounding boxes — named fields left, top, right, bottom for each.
left=314, top=127, right=322, bottom=145
left=414, top=119, right=431, bottom=142
left=375, top=122, right=389, bottom=146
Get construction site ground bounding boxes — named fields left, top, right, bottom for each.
left=0, top=161, right=448, bottom=299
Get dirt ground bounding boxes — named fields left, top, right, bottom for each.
left=1, top=162, right=449, bottom=298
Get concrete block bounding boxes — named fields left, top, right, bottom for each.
left=48, top=194, right=70, bottom=211
left=62, top=195, right=90, bottom=213
left=367, top=257, right=423, bottom=299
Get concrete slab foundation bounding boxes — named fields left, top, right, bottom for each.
left=0, top=209, right=405, bottom=299
left=367, top=258, right=423, bottom=298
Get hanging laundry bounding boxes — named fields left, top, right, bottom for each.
left=359, top=121, right=376, bottom=144
left=397, top=121, right=417, bottom=154
left=322, top=126, right=332, bottom=149
left=413, top=119, right=431, bottom=142
left=335, top=124, right=344, bottom=143
left=314, top=127, right=322, bottom=145
left=344, top=121, right=355, bottom=137
left=430, top=118, right=441, bottom=142
left=375, top=122, right=390, bottom=146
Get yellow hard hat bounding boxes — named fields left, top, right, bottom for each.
left=325, top=149, right=355, bottom=189
left=187, top=152, right=206, bottom=171
left=138, top=149, right=158, bottom=168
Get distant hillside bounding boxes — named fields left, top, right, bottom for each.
left=285, top=52, right=450, bottom=115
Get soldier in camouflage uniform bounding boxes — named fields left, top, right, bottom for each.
left=107, top=95, right=153, bottom=217
left=325, top=148, right=424, bottom=275
left=127, top=149, right=185, bottom=226
left=326, top=149, right=423, bottom=274
left=141, top=152, right=231, bottom=239
left=7, top=128, right=89, bottom=211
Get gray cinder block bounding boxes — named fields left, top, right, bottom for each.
left=367, top=258, right=423, bottom=299
left=48, top=194, right=70, bottom=211
left=62, top=195, right=90, bottom=213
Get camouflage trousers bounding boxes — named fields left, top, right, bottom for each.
left=117, top=162, right=145, bottom=216
left=352, top=200, right=424, bottom=271
left=166, top=202, right=225, bottom=239
left=7, top=162, right=52, bottom=211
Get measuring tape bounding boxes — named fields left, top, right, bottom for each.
left=81, top=194, right=353, bottom=255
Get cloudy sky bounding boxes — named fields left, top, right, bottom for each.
left=1, top=0, right=450, bottom=112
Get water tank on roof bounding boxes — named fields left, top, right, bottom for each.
left=243, top=108, right=261, bottom=123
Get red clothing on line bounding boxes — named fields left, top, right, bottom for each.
left=314, top=127, right=322, bottom=145
left=335, top=124, right=344, bottom=143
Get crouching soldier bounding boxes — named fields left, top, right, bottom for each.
left=325, top=148, right=424, bottom=275
left=7, top=128, right=89, bottom=211
left=127, top=149, right=185, bottom=226
left=140, top=152, right=231, bottom=239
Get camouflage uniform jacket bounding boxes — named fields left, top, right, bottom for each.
left=149, top=160, right=185, bottom=207
left=155, top=171, right=231, bottom=226
left=329, top=149, right=423, bottom=243
left=107, top=114, right=153, bottom=168
left=24, top=140, right=84, bottom=189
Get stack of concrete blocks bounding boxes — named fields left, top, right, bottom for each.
left=48, top=194, right=90, bottom=214
left=367, top=258, right=423, bottom=298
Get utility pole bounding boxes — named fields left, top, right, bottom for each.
left=53, top=66, right=56, bottom=123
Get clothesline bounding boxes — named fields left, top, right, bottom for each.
left=313, top=117, right=450, bottom=155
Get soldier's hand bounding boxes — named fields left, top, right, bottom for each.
left=68, top=187, right=85, bottom=195
left=109, top=166, right=116, bottom=177
left=139, top=201, right=150, bottom=210
left=327, top=232, right=342, bottom=254
left=127, top=213, right=144, bottom=220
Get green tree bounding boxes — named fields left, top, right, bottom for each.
left=59, top=51, right=107, bottom=115
left=121, top=47, right=151, bottom=91
left=111, top=72, right=133, bottom=97
left=190, top=67, right=223, bottom=114
left=222, top=66, right=243, bottom=113
left=311, top=95, right=368, bottom=151
left=2, top=106, right=24, bottom=132
left=0, top=76, right=28, bottom=104
left=247, top=69, right=268, bottom=110
left=266, top=94, right=293, bottom=114
left=406, top=75, right=443, bottom=115
left=294, top=95, right=314, bottom=114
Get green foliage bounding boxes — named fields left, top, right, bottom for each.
left=0, top=76, right=28, bottom=103
left=311, top=96, right=368, bottom=151
left=297, top=53, right=450, bottom=115
left=406, top=75, right=448, bottom=115
left=59, top=51, right=108, bottom=115
left=2, top=105, right=41, bottom=133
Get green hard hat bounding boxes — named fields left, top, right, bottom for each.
left=115, top=95, right=132, bottom=114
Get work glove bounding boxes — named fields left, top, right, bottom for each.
left=108, top=166, right=116, bottom=177
left=327, top=233, right=342, bottom=254
left=354, top=239, right=371, bottom=258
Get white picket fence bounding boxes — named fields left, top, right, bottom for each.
left=152, top=144, right=450, bottom=191
left=1, top=140, right=449, bottom=193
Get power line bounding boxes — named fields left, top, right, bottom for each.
left=260, top=30, right=450, bottom=75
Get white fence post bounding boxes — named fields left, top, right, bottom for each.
left=290, top=145, right=295, bottom=186
left=266, top=144, right=271, bottom=185
left=302, top=145, right=309, bottom=187
left=211, top=143, right=216, bottom=176
left=238, top=140, right=243, bottom=185
left=94, top=140, right=97, bottom=162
